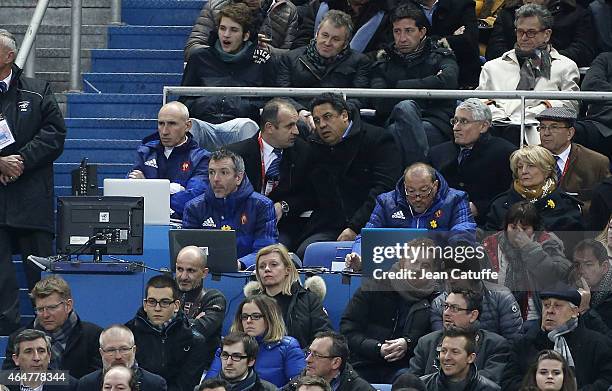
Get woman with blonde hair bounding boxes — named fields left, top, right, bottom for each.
left=485, top=145, right=583, bottom=232
left=205, top=295, right=305, bottom=387
left=244, top=243, right=331, bottom=348
left=595, top=214, right=612, bottom=258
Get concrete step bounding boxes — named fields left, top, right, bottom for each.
left=108, top=26, right=192, bottom=50
left=7, top=24, right=108, bottom=49
left=90, top=49, right=184, bottom=73
left=66, top=93, right=163, bottom=118
left=65, top=118, right=156, bottom=139
left=122, top=0, right=205, bottom=27
left=83, top=72, right=182, bottom=94
left=54, top=162, right=134, bottom=187
left=58, top=138, right=141, bottom=163
left=0, top=0, right=111, bottom=26
left=36, top=48, right=91, bottom=72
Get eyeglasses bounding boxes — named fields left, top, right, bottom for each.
left=443, top=303, right=472, bottom=313
left=34, top=301, right=66, bottom=315
left=306, top=350, right=338, bottom=359
left=240, top=313, right=264, bottom=321
left=220, top=352, right=249, bottom=362
left=450, top=117, right=481, bottom=126
left=404, top=183, right=436, bottom=200
left=515, top=28, right=546, bottom=38
left=144, top=298, right=175, bottom=308
left=100, top=346, right=135, bottom=355
left=536, top=125, right=571, bottom=133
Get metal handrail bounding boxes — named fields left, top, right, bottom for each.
left=164, top=86, right=612, bottom=148
left=15, top=0, right=50, bottom=70
left=70, top=0, right=82, bottom=91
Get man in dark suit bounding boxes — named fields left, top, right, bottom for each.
left=536, top=107, right=611, bottom=214
left=7, top=329, right=77, bottom=391
left=226, top=98, right=313, bottom=250
left=430, top=99, right=516, bottom=226
left=76, top=324, right=167, bottom=391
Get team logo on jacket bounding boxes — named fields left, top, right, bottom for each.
left=181, top=161, right=190, bottom=172
left=18, top=100, right=30, bottom=112
left=144, top=158, right=158, bottom=168
left=391, top=210, right=405, bottom=219
left=221, top=225, right=232, bottom=231
left=202, top=217, right=216, bottom=227
left=241, top=213, right=248, bottom=225
left=435, top=210, right=443, bottom=218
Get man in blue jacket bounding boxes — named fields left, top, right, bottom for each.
left=182, top=149, right=278, bottom=269
left=346, top=162, right=476, bottom=271
left=128, top=101, right=210, bottom=220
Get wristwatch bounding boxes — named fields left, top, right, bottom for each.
left=280, top=201, right=290, bottom=215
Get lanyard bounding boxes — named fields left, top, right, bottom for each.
left=258, top=135, right=279, bottom=195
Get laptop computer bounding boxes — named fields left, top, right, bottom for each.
left=168, top=229, right=238, bottom=274
left=103, top=178, right=171, bottom=225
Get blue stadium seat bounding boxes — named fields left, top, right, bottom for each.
left=372, top=384, right=392, bottom=391
left=0, top=335, right=8, bottom=367
left=303, top=241, right=353, bottom=268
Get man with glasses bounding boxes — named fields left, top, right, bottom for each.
left=6, top=328, right=78, bottom=391
left=408, top=289, right=509, bottom=383
left=295, top=92, right=401, bottom=259
left=203, top=332, right=276, bottom=391
left=430, top=99, right=516, bottom=226
left=126, top=274, right=212, bottom=391
left=282, top=331, right=374, bottom=391
left=476, top=3, right=580, bottom=146
left=345, top=162, right=475, bottom=272
left=76, top=325, right=167, bottom=391
left=535, top=107, right=610, bottom=214
left=1, top=276, right=102, bottom=379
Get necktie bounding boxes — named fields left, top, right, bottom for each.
left=0, top=81, right=7, bottom=93
left=266, top=148, right=282, bottom=180
left=458, top=148, right=472, bottom=165
left=553, top=155, right=563, bottom=179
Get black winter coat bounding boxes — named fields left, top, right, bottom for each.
left=281, top=364, right=375, bottom=391
left=179, top=37, right=273, bottom=124
left=370, top=39, right=458, bottom=134
left=485, top=186, right=583, bottom=232
left=126, top=309, right=212, bottom=391
left=303, top=109, right=402, bottom=238
left=340, top=281, right=434, bottom=383
left=76, top=367, right=167, bottom=391
left=580, top=52, right=612, bottom=139
left=421, top=364, right=500, bottom=391
left=2, top=315, right=102, bottom=379
left=589, top=177, right=612, bottom=231
left=275, top=46, right=371, bottom=109
left=400, top=0, right=481, bottom=87
left=292, top=0, right=394, bottom=56
left=501, top=324, right=612, bottom=390
left=429, top=133, right=516, bottom=226
left=485, top=0, right=595, bottom=66
left=0, top=64, right=66, bottom=233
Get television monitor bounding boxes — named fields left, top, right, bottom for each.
left=56, top=196, right=145, bottom=259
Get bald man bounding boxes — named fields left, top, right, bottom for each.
left=128, top=102, right=211, bottom=219
left=175, top=245, right=226, bottom=363
left=76, top=325, right=167, bottom=391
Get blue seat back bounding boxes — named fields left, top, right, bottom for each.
left=303, top=241, right=353, bottom=268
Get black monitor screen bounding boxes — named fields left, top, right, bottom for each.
left=56, top=196, right=144, bottom=256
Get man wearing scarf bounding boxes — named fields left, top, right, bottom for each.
left=276, top=9, right=371, bottom=124
left=204, top=332, right=276, bottom=391
left=1, top=276, right=102, bottom=379
left=476, top=3, right=579, bottom=146
left=126, top=274, right=212, bottom=391
left=179, top=3, right=273, bottom=134
left=340, top=239, right=438, bottom=383
left=501, top=287, right=612, bottom=390
left=573, top=239, right=612, bottom=330
left=370, top=4, right=459, bottom=166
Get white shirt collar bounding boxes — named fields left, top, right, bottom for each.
left=261, top=137, right=278, bottom=171
left=555, top=143, right=572, bottom=168
left=2, top=70, right=12, bottom=89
